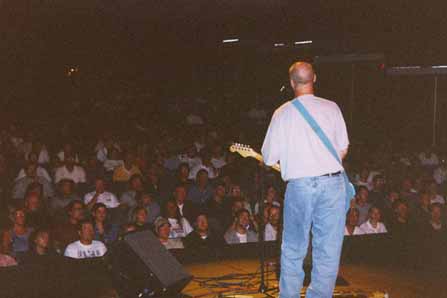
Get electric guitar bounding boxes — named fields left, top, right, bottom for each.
left=229, top=143, right=281, bottom=172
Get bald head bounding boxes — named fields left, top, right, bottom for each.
left=289, top=62, right=316, bottom=91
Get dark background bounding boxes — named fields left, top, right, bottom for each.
left=1, top=0, right=447, bottom=147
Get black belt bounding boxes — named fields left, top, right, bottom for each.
left=321, top=171, right=341, bottom=177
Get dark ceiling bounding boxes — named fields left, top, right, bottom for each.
left=0, top=0, right=446, bottom=93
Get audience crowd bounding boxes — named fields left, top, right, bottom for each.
left=0, top=117, right=447, bottom=269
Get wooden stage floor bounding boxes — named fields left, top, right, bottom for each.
left=183, top=259, right=447, bottom=298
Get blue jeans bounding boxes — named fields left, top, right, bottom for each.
left=280, top=174, right=346, bottom=298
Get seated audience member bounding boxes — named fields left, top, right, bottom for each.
left=154, top=217, right=183, bottom=250
left=380, top=190, right=400, bottom=226
left=129, top=191, right=161, bottom=224
left=354, top=167, right=372, bottom=190
left=10, top=208, right=33, bottom=257
left=64, top=220, right=107, bottom=259
left=120, top=174, right=145, bottom=212
left=400, top=177, right=419, bottom=207
left=92, top=203, right=118, bottom=245
left=0, top=228, right=17, bottom=267
left=145, top=163, right=164, bottom=200
left=16, top=153, right=52, bottom=182
left=224, top=209, right=258, bottom=244
left=53, top=200, right=85, bottom=253
left=210, top=143, right=227, bottom=170
left=433, top=160, right=447, bottom=186
left=344, top=208, right=362, bottom=236
left=84, top=177, right=120, bottom=210
left=413, top=192, right=432, bottom=227
left=418, top=147, right=439, bottom=169
left=103, top=147, right=123, bottom=173
left=264, top=206, right=280, bottom=241
left=96, top=138, right=117, bottom=164
left=50, top=179, right=81, bottom=218
left=26, top=140, right=50, bottom=165
left=206, top=182, right=228, bottom=233
left=353, top=186, right=371, bottom=225
left=112, top=151, right=141, bottom=183
left=178, top=144, right=201, bottom=170
left=161, top=200, right=193, bottom=238
left=254, top=185, right=281, bottom=215
left=12, top=163, right=54, bottom=200
left=187, top=169, right=214, bottom=206
left=427, top=181, right=445, bottom=204
left=229, top=184, right=252, bottom=214
left=130, top=206, right=151, bottom=231
left=359, top=207, right=388, bottom=234
left=173, top=184, right=196, bottom=224
left=54, top=154, right=86, bottom=185
left=225, top=198, right=246, bottom=229
left=57, top=142, right=80, bottom=163
left=24, top=191, right=51, bottom=229
left=388, top=200, right=413, bottom=236
left=189, top=150, right=218, bottom=180
left=183, top=213, right=224, bottom=255
left=424, top=203, right=446, bottom=236
left=85, top=156, right=106, bottom=188
left=22, top=228, right=56, bottom=264
left=172, top=163, right=192, bottom=189
left=368, top=175, right=386, bottom=207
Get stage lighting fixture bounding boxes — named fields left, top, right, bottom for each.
left=222, top=38, right=239, bottom=43
left=294, top=40, right=312, bottom=45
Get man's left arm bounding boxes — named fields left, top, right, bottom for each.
left=261, top=111, right=281, bottom=166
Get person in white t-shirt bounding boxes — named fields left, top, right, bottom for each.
left=264, top=206, right=281, bottom=241
left=162, top=200, right=193, bottom=239
left=178, top=145, right=202, bottom=170
left=64, top=220, right=107, bottom=259
left=344, top=208, right=362, bottom=236
left=16, top=152, right=52, bottom=182
left=189, top=150, right=218, bottom=180
left=358, top=207, right=387, bottom=235
left=54, top=154, right=86, bottom=184
left=84, top=177, right=119, bottom=209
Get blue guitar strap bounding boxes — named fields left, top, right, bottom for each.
left=292, top=99, right=355, bottom=211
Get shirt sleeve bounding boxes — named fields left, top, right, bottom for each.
left=182, top=218, right=193, bottom=235
left=64, top=244, right=76, bottom=258
left=261, top=110, right=281, bottom=166
left=79, top=168, right=86, bottom=183
left=99, top=242, right=108, bottom=256
left=109, top=194, right=120, bottom=208
left=84, top=193, right=93, bottom=205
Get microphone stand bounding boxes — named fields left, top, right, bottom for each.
left=257, top=162, right=272, bottom=296
left=257, top=85, right=289, bottom=295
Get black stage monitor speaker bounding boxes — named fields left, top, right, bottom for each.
left=110, top=230, right=192, bottom=298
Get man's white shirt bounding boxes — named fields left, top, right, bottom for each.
left=64, top=240, right=107, bottom=259
left=55, top=166, right=86, bottom=184
left=262, top=95, right=349, bottom=181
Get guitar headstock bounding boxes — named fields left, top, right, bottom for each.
left=229, top=143, right=256, bottom=158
